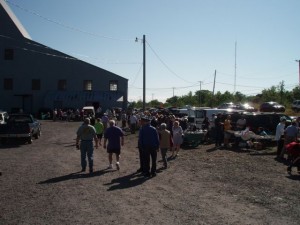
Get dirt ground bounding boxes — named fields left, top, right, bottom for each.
left=0, top=120, right=299, bottom=225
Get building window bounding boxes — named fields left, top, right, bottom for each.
left=4, top=78, right=13, bottom=90
left=109, top=80, right=118, bottom=91
left=58, top=79, right=67, bottom=91
left=83, top=80, right=92, bottom=91
left=32, top=79, right=41, bottom=90
left=4, top=49, right=14, bottom=60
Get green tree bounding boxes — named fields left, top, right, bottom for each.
left=234, top=91, right=246, bottom=103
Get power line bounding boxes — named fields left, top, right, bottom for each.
left=5, top=0, right=133, bottom=42
left=218, top=70, right=297, bottom=80
left=146, top=40, right=194, bottom=84
left=129, top=63, right=143, bottom=86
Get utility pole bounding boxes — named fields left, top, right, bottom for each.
left=199, top=81, right=202, bottom=107
left=135, top=35, right=146, bottom=111
left=143, top=35, right=146, bottom=111
left=212, top=70, right=216, bottom=96
left=212, top=70, right=216, bottom=107
left=296, top=60, right=300, bottom=87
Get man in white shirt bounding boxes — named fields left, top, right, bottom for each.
left=130, top=113, right=138, bottom=134
left=275, top=117, right=286, bottom=159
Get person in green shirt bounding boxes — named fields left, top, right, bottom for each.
left=94, top=118, right=104, bottom=146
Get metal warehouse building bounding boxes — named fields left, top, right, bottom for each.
left=0, top=0, right=128, bottom=115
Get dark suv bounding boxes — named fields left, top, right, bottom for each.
left=230, top=112, right=291, bottom=135
left=260, top=101, right=285, bottom=112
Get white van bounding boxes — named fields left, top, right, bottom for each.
left=187, top=107, right=243, bottom=129
left=82, top=106, right=95, bottom=118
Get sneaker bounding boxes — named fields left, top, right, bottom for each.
left=89, top=168, right=93, bottom=174
left=107, top=164, right=113, bottom=169
left=116, top=162, right=120, bottom=170
left=81, top=168, right=86, bottom=172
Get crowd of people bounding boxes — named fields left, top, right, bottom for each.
left=75, top=110, right=188, bottom=177
left=74, top=108, right=300, bottom=176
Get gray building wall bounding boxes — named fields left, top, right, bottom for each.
left=0, top=0, right=128, bottom=115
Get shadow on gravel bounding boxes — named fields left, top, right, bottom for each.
left=0, top=144, right=22, bottom=149
left=104, top=172, right=147, bottom=191
left=38, top=169, right=109, bottom=184
left=286, top=175, right=300, bottom=181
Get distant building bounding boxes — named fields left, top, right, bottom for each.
left=0, top=0, right=128, bottom=115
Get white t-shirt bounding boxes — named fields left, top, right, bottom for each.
left=130, top=115, right=138, bottom=124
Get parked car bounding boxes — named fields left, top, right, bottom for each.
left=0, top=113, right=41, bottom=144
left=218, top=102, right=237, bottom=109
left=236, top=103, right=256, bottom=112
left=291, top=100, right=300, bottom=112
left=259, top=101, right=285, bottom=112
left=218, top=102, right=256, bottom=112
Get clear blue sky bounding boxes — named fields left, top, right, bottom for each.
left=6, top=0, right=300, bottom=103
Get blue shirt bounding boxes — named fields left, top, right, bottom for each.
left=139, top=124, right=159, bottom=149
left=104, top=125, right=124, bottom=149
left=285, top=125, right=298, bottom=138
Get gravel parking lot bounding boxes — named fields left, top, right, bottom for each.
left=0, top=120, right=299, bottom=225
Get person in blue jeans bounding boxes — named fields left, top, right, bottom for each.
left=76, top=118, right=98, bottom=174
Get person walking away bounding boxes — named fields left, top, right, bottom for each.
left=209, top=113, right=216, bottom=142
left=172, top=120, right=183, bottom=157
left=137, top=118, right=147, bottom=173
left=76, top=118, right=98, bottom=174
left=121, top=111, right=127, bottom=128
left=275, top=117, right=286, bottom=159
left=101, top=113, right=109, bottom=131
left=214, top=113, right=224, bottom=148
left=223, top=114, right=232, bottom=148
left=139, top=116, right=160, bottom=177
left=130, top=113, right=138, bottom=134
left=280, top=120, right=298, bottom=159
left=158, top=123, right=171, bottom=169
left=103, top=120, right=124, bottom=170
left=94, top=118, right=104, bottom=146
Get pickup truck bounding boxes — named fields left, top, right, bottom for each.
left=0, top=114, right=41, bottom=144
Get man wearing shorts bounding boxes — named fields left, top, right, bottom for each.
left=103, top=120, right=124, bottom=170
